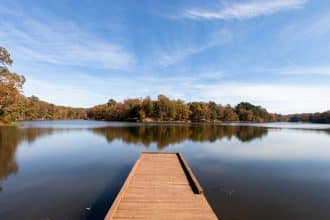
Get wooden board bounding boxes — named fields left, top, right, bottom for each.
left=104, top=152, right=218, bottom=220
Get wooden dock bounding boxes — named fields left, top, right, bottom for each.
left=105, top=152, right=218, bottom=220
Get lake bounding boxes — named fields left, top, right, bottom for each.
left=1, top=120, right=330, bottom=220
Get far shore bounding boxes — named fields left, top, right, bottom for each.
left=2, top=118, right=329, bottom=126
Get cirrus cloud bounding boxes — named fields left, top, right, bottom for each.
left=183, top=0, right=307, bottom=20
left=0, top=5, right=135, bottom=71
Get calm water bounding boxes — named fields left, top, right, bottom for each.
left=1, top=121, right=330, bottom=220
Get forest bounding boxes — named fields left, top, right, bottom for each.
left=86, top=97, right=330, bottom=123
left=1, top=46, right=329, bottom=124
left=86, top=96, right=282, bottom=123
left=288, top=112, right=330, bottom=123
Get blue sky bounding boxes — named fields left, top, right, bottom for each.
left=0, top=0, right=329, bottom=113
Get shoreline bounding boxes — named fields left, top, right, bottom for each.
left=8, top=118, right=330, bottom=125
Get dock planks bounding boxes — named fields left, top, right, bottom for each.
left=105, top=152, right=218, bottom=220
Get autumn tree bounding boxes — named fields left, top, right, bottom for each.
left=0, top=47, right=26, bottom=124
left=0, top=47, right=85, bottom=123
left=189, top=102, right=210, bottom=122
left=235, top=102, right=270, bottom=122
left=223, top=105, right=239, bottom=122
left=154, top=95, right=173, bottom=120
left=173, top=100, right=190, bottom=121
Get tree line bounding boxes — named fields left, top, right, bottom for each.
left=86, top=95, right=281, bottom=123
left=1, top=46, right=329, bottom=124
left=21, top=95, right=85, bottom=121
left=86, top=98, right=330, bottom=123
left=288, top=112, right=330, bottom=123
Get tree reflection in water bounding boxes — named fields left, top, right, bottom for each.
left=0, top=127, right=56, bottom=187
left=91, top=125, right=269, bottom=149
left=0, top=124, right=269, bottom=185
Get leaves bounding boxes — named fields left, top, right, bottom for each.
left=0, top=46, right=85, bottom=124
left=0, top=47, right=13, bottom=67
left=0, top=47, right=25, bottom=124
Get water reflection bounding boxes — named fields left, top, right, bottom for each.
left=91, top=125, right=268, bottom=148
left=0, top=125, right=267, bottom=186
left=2, top=123, right=329, bottom=183
left=0, top=127, right=19, bottom=184
left=0, top=121, right=330, bottom=220
left=0, top=127, right=55, bottom=182
left=0, top=126, right=68, bottom=189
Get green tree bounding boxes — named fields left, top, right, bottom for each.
left=142, top=96, right=154, bottom=117
left=235, top=102, right=270, bottom=122
left=107, top=98, right=116, bottom=107
left=208, top=101, right=218, bottom=121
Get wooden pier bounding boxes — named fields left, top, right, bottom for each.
left=105, top=152, right=218, bottom=220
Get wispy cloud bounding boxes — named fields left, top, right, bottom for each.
left=270, top=66, right=330, bottom=76
left=24, top=78, right=109, bottom=108
left=279, top=12, right=330, bottom=40
left=156, top=29, right=231, bottom=67
left=183, top=0, right=307, bottom=20
left=24, top=71, right=330, bottom=114
left=23, top=70, right=226, bottom=107
left=202, top=83, right=330, bottom=113
left=0, top=6, right=134, bottom=70
left=1, top=0, right=328, bottom=115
